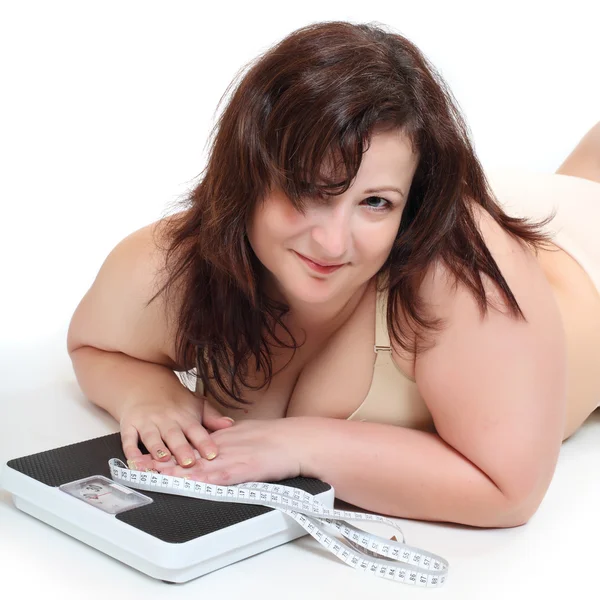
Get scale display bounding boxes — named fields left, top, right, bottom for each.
left=60, top=474, right=153, bottom=514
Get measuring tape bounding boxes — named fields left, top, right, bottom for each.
left=109, top=458, right=449, bottom=587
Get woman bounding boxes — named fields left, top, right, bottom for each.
left=67, top=21, right=600, bottom=528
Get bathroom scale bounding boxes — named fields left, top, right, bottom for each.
left=0, top=433, right=449, bottom=586
left=0, top=432, right=334, bottom=583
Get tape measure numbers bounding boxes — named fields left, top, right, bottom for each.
left=109, top=458, right=449, bottom=587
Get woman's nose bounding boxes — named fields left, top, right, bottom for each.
left=310, top=206, right=350, bottom=259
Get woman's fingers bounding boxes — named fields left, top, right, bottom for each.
left=122, top=404, right=233, bottom=470
left=137, top=417, right=221, bottom=468
left=159, top=420, right=204, bottom=467
left=201, top=399, right=236, bottom=431
left=146, top=448, right=200, bottom=471
left=121, top=425, right=145, bottom=468
left=136, top=422, right=174, bottom=463
left=180, top=418, right=220, bottom=461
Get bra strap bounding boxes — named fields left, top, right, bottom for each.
left=374, top=287, right=392, bottom=353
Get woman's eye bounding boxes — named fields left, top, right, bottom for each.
left=364, top=196, right=391, bottom=211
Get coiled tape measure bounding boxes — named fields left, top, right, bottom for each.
left=108, top=458, right=449, bottom=587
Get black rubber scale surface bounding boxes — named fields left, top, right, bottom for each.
left=7, top=433, right=332, bottom=543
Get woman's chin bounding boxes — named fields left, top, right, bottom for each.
left=280, top=277, right=343, bottom=304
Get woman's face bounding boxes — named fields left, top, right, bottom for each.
left=247, top=128, right=419, bottom=305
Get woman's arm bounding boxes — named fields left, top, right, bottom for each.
left=67, top=221, right=186, bottom=421
left=297, top=206, right=567, bottom=527
left=292, top=416, right=523, bottom=527
left=67, top=219, right=230, bottom=465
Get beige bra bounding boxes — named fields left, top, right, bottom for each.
left=345, top=285, right=435, bottom=432
left=196, top=285, right=435, bottom=431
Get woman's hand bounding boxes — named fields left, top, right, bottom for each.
left=119, top=388, right=234, bottom=471
left=143, top=419, right=304, bottom=485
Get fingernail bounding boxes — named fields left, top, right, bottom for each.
left=206, top=451, right=217, bottom=460
left=156, top=449, right=168, bottom=458
left=182, top=457, right=193, bottom=466
left=222, top=417, right=235, bottom=424
left=127, top=459, right=137, bottom=470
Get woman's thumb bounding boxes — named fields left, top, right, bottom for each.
left=202, top=399, right=235, bottom=430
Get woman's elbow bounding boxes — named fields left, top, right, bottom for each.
left=489, top=490, right=543, bottom=528
left=469, top=486, right=542, bottom=528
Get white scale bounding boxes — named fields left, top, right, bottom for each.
left=0, top=432, right=449, bottom=587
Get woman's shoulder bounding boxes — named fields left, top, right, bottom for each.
left=417, top=202, right=536, bottom=313
left=67, top=214, right=188, bottom=370
left=403, top=200, right=564, bottom=378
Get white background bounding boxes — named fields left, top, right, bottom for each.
left=0, top=1, right=599, bottom=598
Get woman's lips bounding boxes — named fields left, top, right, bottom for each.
left=295, top=251, right=345, bottom=274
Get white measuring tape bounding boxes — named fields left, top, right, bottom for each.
left=109, top=458, right=449, bottom=587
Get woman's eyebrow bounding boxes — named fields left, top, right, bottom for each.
left=363, top=186, right=405, bottom=198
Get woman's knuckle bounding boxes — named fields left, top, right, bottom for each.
left=165, top=408, right=183, bottom=421
left=161, top=424, right=181, bottom=437
left=138, top=427, right=156, bottom=439
left=185, top=422, right=208, bottom=437
left=149, top=411, right=171, bottom=423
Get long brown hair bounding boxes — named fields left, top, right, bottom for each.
left=151, top=20, right=555, bottom=409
